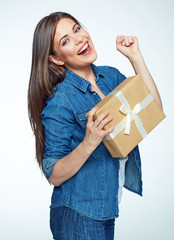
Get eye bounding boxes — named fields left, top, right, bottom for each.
left=75, top=26, right=81, bottom=33
left=63, top=39, right=69, bottom=46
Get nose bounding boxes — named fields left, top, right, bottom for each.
left=74, top=35, right=83, bottom=44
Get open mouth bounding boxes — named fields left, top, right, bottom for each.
left=77, top=42, right=90, bottom=55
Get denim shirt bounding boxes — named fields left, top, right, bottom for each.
left=41, top=63, right=143, bottom=220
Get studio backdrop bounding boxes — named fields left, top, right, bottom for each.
left=0, top=0, right=173, bottom=239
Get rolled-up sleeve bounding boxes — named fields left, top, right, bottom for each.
left=41, top=92, right=75, bottom=179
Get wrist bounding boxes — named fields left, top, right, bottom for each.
left=128, top=52, right=144, bottom=65
left=81, top=139, right=96, bottom=155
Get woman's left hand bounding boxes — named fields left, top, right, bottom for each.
left=116, top=35, right=141, bottom=60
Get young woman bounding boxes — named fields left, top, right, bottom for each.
left=28, top=12, right=162, bottom=240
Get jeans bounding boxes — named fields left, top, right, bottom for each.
left=50, top=206, right=115, bottom=240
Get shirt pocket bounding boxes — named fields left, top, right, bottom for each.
left=76, top=109, right=91, bottom=130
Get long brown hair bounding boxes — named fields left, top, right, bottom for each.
left=28, top=12, right=81, bottom=170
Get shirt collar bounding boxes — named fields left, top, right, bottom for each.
left=64, top=63, right=106, bottom=93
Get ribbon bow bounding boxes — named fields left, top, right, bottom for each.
left=104, top=91, right=154, bottom=140
left=119, top=99, right=144, bottom=135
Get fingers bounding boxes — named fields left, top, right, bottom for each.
left=97, top=114, right=114, bottom=130
left=123, top=36, right=133, bottom=46
left=93, top=111, right=114, bottom=139
left=87, top=106, right=99, bottom=124
left=93, top=110, right=110, bottom=128
left=87, top=107, right=114, bottom=133
left=85, top=107, right=114, bottom=148
left=105, top=123, right=115, bottom=136
left=116, top=35, right=136, bottom=46
left=116, top=35, right=125, bottom=43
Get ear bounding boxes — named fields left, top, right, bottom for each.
left=48, top=55, right=64, bottom=66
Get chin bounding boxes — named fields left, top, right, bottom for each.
left=89, top=51, right=98, bottom=63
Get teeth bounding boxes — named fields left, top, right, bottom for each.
left=78, top=43, right=88, bottom=54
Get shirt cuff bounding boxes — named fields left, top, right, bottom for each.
left=42, top=158, right=59, bottom=179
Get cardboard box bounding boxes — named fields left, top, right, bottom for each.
left=86, top=75, right=166, bottom=158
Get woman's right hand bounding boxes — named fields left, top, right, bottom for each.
left=82, top=106, right=114, bottom=151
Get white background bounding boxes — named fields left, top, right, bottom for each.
left=0, top=0, right=173, bottom=239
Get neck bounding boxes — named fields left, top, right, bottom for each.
left=66, top=64, right=96, bottom=85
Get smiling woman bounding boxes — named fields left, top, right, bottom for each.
left=28, top=11, right=163, bottom=240
left=48, top=17, right=97, bottom=74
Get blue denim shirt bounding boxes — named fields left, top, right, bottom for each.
left=41, top=63, right=143, bottom=220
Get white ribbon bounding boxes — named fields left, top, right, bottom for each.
left=104, top=91, right=154, bottom=140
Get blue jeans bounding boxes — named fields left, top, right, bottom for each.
left=50, top=206, right=115, bottom=240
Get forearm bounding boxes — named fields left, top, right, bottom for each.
left=49, top=140, right=95, bottom=186
left=129, top=53, right=163, bottom=110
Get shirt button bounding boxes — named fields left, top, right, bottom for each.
left=93, top=92, right=96, bottom=95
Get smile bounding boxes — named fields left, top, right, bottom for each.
left=77, top=42, right=91, bottom=56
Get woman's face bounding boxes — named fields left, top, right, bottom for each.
left=50, top=18, right=97, bottom=71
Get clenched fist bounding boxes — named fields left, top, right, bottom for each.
left=116, top=35, right=141, bottom=60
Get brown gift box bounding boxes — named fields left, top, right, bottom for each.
left=85, top=75, right=166, bottom=158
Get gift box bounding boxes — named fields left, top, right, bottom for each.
left=85, top=75, right=166, bottom=158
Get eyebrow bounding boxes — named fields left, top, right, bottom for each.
left=59, top=23, right=78, bottom=45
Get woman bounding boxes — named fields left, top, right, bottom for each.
left=28, top=12, right=162, bottom=240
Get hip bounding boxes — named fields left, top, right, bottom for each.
left=50, top=206, right=115, bottom=240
